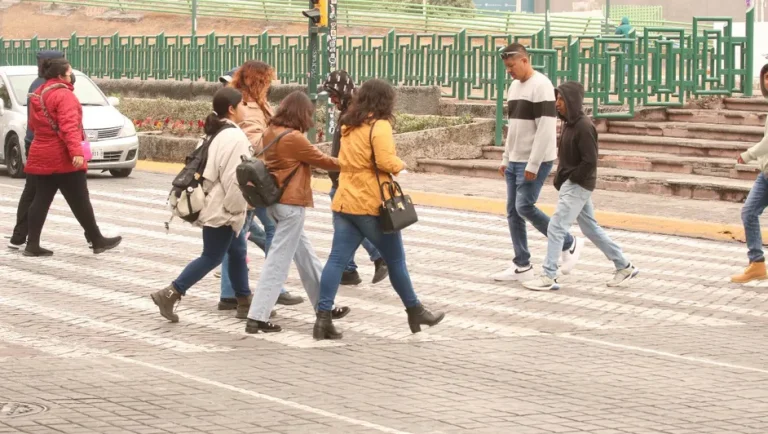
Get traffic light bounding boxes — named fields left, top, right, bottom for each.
left=302, top=0, right=328, bottom=27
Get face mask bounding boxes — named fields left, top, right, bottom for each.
left=70, top=73, right=76, bottom=86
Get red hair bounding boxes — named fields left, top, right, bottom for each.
left=231, top=60, right=274, bottom=121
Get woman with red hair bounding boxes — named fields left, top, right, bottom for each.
left=216, top=61, right=304, bottom=312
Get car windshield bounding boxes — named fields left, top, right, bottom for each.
left=7, top=73, right=107, bottom=107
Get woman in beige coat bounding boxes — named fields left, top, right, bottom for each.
left=151, top=87, right=252, bottom=323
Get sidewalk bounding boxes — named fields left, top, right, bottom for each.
left=137, top=161, right=756, bottom=243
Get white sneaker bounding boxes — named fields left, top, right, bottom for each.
left=491, top=265, right=534, bottom=282
left=560, top=237, right=585, bottom=275
left=607, top=264, right=639, bottom=287
left=523, top=276, right=560, bottom=291
left=7, top=240, right=25, bottom=250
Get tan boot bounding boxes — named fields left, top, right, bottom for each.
left=731, top=262, right=768, bottom=284
left=150, top=285, right=181, bottom=322
left=235, top=295, right=252, bottom=320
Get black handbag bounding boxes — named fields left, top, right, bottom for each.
left=369, top=120, right=418, bottom=233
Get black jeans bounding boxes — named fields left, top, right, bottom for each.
left=27, top=171, right=103, bottom=249
left=11, top=174, right=36, bottom=243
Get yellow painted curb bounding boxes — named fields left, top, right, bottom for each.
left=138, top=161, right=754, bottom=243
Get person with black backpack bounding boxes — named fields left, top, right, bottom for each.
left=151, top=88, right=254, bottom=323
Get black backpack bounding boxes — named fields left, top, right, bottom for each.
left=236, top=129, right=298, bottom=208
left=165, top=124, right=235, bottom=228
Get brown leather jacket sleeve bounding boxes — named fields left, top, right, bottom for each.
left=290, top=131, right=340, bottom=172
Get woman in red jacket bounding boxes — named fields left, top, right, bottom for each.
left=24, top=58, right=121, bottom=257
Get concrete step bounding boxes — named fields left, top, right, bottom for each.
left=599, top=133, right=753, bottom=158
left=724, top=97, right=768, bottom=113
left=666, top=109, right=767, bottom=127
left=478, top=147, right=759, bottom=180
left=607, top=121, right=765, bottom=143
left=416, top=158, right=754, bottom=202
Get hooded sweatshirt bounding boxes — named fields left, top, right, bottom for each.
left=323, top=71, right=356, bottom=188
left=615, top=17, right=632, bottom=37
left=740, top=63, right=768, bottom=173
left=553, top=81, right=598, bottom=191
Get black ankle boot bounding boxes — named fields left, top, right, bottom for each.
left=332, top=306, right=350, bottom=320
left=23, top=246, right=53, bottom=257
left=245, top=319, right=281, bottom=334
left=313, top=310, right=343, bottom=340
left=405, top=303, right=445, bottom=334
left=217, top=298, right=238, bottom=311
left=93, top=236, right=122, bottom=254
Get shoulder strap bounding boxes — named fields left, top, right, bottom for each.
left=29, top=83, right=69, bottom=132
left=368, top=120, right=389, bottom=202
left=255, top=129, right=294, bottom=158
left=197, top=123, right=236, bottom=173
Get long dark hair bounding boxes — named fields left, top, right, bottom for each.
left=204, top=87, right=243, bottom=136
left=41, top=58, right=71, bottom=80
left=339, top=78, right=395, bottom=131
left=269, top=91, right=314, bottom=133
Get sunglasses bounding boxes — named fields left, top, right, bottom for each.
left=500, top=51, right=523, bottom=60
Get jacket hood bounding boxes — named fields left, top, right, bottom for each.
left=555, top=81, right=585, bottom=124
left=761, top=63, right=768, bottom=98
left=620, top=17, right=629, bottom=25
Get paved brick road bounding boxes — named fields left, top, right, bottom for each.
left=0, top=171, right=767, bottom=434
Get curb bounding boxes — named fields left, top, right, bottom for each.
left=136, top=160, right=752, bottom=244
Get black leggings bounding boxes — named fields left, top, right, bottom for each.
left=27, top=171, right=103, bottom=249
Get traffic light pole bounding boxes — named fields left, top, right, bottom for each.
left=307, top=21, right=320, bottom=143
left=325, top=0, right=338, bottom=143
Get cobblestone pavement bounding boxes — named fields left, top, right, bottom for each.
left=0, top=171, right=767, bottom=434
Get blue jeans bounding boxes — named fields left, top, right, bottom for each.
left=505, top=161, right=574, bottom=267
left=221, top=208, right=286, bottom=299
left=329, top=187, right=382, bottom=272
left=742, top=173, right=768, bottom=263
left=174, top=225, right=250, bottom=297
left=317, top=212, right=420, bottom=311
left=543, top=180, right=629, bottom=278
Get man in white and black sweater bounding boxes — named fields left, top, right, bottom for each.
left=491, top=43, right=584, bottom=282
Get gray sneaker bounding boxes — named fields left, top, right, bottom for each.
left=607, top=264, right=639, bottom=287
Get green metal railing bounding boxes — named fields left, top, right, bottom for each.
left=493, top=15, right=756, bottom=146
left=29, top=0, right=704, bottom=36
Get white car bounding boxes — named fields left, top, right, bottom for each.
left=0, top=66, right=138, bottom=178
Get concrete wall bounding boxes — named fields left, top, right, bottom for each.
left=138, top=119, right=495, bottom=170
left=535, top=0, right=751, bottom=24
left=94, top=79, right=443, bottom=116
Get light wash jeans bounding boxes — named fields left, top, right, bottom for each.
left=220, top=208, right=287, bottom=299
left=246, top=204, right=323, bottom=322
left=741, top=173, right=768, bottom=263
left=505, top=161, right=574, bottom=267
left=542, top=180, right=629, bottom=278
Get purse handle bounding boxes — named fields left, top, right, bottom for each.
left=368, top=120, right=399, bottom=204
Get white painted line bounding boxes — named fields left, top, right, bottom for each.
left=0, top=323, right=108, bottom=358
left=108, top=353, right=414, bottom=434
left=560, top=334, right=768, bottom=376
left=0, top=262, right=342, bottom=349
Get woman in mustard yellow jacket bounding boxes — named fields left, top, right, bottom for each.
left=313, top=79, right=445, bottom=340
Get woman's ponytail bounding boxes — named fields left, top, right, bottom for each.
left=203, top=112, right=227, bottom=136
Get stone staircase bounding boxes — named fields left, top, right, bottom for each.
left=418, top=97, right=768, bottom=203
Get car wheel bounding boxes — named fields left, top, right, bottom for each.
left=6, top=135, right=25, bottom=179
left=109, top=168, right=132, bottom=178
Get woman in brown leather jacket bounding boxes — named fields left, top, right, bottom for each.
left=244, top=91, right=349, bottom=334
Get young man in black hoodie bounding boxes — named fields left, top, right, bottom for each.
left=322, top=71, right=388, bottom=286
left=524, top=81, right=639, bottom=291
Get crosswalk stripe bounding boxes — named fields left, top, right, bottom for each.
left=0, top=263, right=343, bottom=349
left=0, top=210, right=742, bottom=331
left=0, top=322, right=108, bottom=358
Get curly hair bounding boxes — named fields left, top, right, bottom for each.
left=231, top=60, right=274, bottom=121
left=339, top=78, right=395, bottom=131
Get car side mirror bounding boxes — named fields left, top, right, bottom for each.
left=107, top=96, right=120, bottom=107
left=0, top=98, right=5, bottom=116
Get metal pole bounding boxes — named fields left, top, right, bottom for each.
left=191, top=0, right=198, bottom=40
left=604, top=0, right=611, bottom=34
left=545, top=0, right=551, bottom=49
left=326, top=0, right=338, bottom=141
left=746, top=0, right=755, bottom=96
left=307, top=1, right=319, bottom=142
